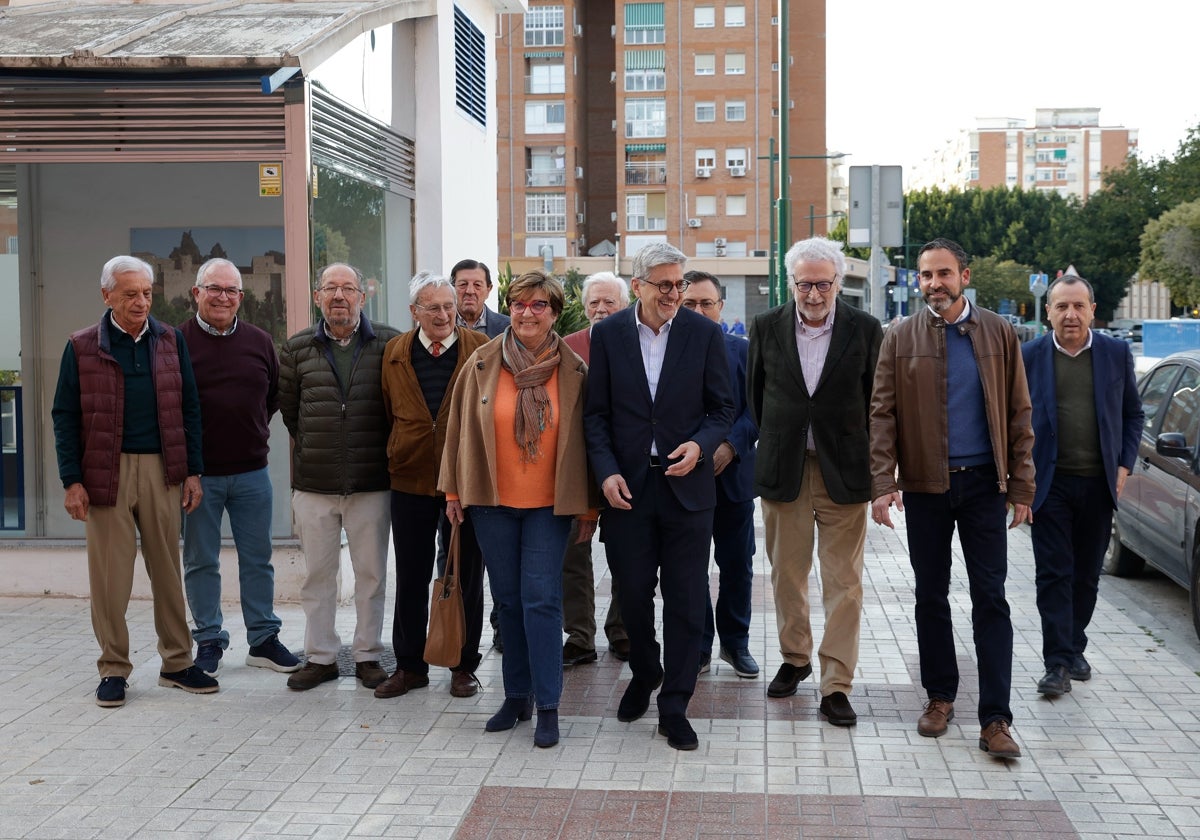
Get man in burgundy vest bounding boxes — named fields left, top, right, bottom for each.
left=52, top=255, right=214, bottom=708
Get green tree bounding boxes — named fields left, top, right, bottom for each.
left=1140, top=198, right=1200, bottom=307
left=967, top=255, right=1038, bottom=317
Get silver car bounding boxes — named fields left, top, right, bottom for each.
left=1105, top=350, right=1200, bottom=639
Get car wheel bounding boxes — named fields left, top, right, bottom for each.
left=1103, top=515, right=1144, bottom=577
left=1191, top=548, right=1200, bottom=642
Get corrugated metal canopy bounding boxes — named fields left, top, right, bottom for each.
left=0, top=0, right=523, bottom=74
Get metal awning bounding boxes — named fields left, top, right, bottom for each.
left=623, top=3, right=664, bottom=29
left=524, top=51, right=564, bottom=59
left=0, top=0, right=447, bottom=75
left=625, top=144, right=666, bottom=153
left=624, top=49, right=665, bottom=70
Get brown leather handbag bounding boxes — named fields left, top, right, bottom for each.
left=424, top=521, right=465, bottom=668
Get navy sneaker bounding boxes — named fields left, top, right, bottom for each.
left=96, top=676, right=127, bottom=708
left=719, top=646, right=760, bottom=679
left=194, top=641, right=223, bottom=676
left=246, top=634, right=302, bottom=673
left=158, top=666, right=219, bottom=694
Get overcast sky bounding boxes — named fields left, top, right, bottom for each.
left=825, top=0, right=1199, bottom=178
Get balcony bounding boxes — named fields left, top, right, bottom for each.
left=624, top=162, right=667, bottom=185
left=524, top=75, right=565, bottom=95
left=526, top=169, right=567, bottom=187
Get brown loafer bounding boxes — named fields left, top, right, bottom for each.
left=373, top=668, right=430, bottom=699
left=979, top=719, right=1021, bottom=759
left=286, top=661, right=339, bottom=691
left=450, top=670, right=479, bottom=698
left=917, top=698, right=954, bottom=737
left=355, top=660, right=387, bottom=689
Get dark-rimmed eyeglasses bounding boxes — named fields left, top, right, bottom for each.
left=199, top=285, right=243, bottom=299
left=509, top=300, right=551, bottom=315
left=646, top=280, right=689, bottom=295
left=793, top=279, right=834, bottom=293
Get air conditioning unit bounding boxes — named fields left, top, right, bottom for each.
left=696, top=167, right=711, bottom=178
left=713, top=237, right=727, bottom=247
left=729, top=166, right=746, bottom=177
left=575, top=166, right=584, bottom=179
left=687, top=218, right=702, bottom=228
left=715, top=245, right=727, bottom=257
left=750, top=249, right=769, bottom=258
left=610, top=71, right=617, bottom=83
left=576, top=213, right=585, bottom=224
left=610, top=24, right=617, bottom=39
left=611, top=120, right=618, bottom=132
left=573, top=23, right=583, bottom=37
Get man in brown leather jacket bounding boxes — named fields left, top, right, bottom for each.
left=869, top=238, right=1035, bottom=761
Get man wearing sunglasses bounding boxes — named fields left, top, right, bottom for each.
left=748, top=237, right=882, bottom=727
left=584, top=242, right=734, bottom=751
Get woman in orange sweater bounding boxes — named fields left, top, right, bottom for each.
left=440, top=270, right=596, bottom=748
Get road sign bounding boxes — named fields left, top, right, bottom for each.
left=1029, top=272, right=1048, bottom=296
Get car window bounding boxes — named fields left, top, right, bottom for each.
left=1160, top=366, right=1200, bottom=448
left=1140, top=364, right=1181, bottom=435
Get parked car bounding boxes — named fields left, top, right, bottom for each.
left=1105, top=350, right=1200, bottom=639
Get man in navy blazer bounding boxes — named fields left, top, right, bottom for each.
left=584, top=243, right=735, bottom=751
left=682, top=271, right=760, bottom=680
left=1021, top=272, right=1143, bottom=697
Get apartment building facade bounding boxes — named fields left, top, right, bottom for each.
left=967, top=108, right=1137, bottom=200
left=495, top=0, right=828, bottom=291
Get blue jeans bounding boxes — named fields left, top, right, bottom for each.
left=183, top=467, right=281, bottom=648
left=470, top=505, right=571, bottom=710
left=904, top=467, right=1013, bottom=727
left=702, top=484, right=755, bottom=653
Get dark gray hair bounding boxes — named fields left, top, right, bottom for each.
left=100, top=255, right=153, bottom=291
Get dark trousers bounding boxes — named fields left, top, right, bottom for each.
left=904, top=467, right=1013, bottom=726
left=1030, top=473, right=1111, bottom=668
left=562, top=520, right=626, bottom=649
left=390, top=491, right=485, bottom=674
left=602, top=468, right=713, bottom=718
left=702, top=483, right=755, bottom=653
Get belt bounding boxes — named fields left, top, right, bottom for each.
left=948, top=463, right=992, bottom=474
left=649, top=456, right=662, bottom=468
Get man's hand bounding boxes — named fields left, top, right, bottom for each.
left=602, top=474, right=633, bottom=510
left=576, top=519, right=598, bottom=543
left=664, top=441, right=701, bottom=477
left=445, top=499, right=465, bottom=524
left=1116, top=465, right=1130, bottom=498
left=64, top=483, right=89, bottom=522
left=871, top=492, right=903, bottom=529
left=182, top=476, right=204, bottom=514
left=1009, top=502, right=1032, bottom=528
left=712, top=442, right=735, bottom=476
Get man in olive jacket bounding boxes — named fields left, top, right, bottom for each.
left=279, top=263, right=401, bottom=691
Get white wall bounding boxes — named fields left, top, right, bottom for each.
left=25, top=162, right=290, bottom=538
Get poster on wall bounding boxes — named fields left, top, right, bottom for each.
left=130, top=226, right=287, bottom=344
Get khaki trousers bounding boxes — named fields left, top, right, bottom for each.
left=762, top=458, right=866, bottom=695
left=87, top=453, right=193, bottom=678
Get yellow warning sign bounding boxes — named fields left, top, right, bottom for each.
left=259, top=163, right=282, bottom=197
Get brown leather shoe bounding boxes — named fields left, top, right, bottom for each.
left=373, top=668, right=430, bottom=699
left=286, top=661, right=339, bottom=691
left=979, top=719, right=1021, bottom=759
left=355, top=661, right=387, bottom=689
left=917, top=698, right=954, bottom=737
left=450, top=670, right=479, bottom=698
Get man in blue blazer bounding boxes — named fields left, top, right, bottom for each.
left=584, top=243, right=735, bottom=751
left=682, top=271, right=760, bottom=680
left=1021, top=272, right=1143, bottom=697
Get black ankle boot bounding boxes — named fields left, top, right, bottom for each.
left=534, top=708, right=559, bottom=748
left=485, top=696, right=534, bottom=732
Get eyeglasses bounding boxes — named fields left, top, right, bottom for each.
left=682, top=299, right=721, bottom=311
left=317, top=284, right=363, bottom=297
left=793, top=279, right=835, bottom=293
left=413, top=302, right=456, bottom=315
left=509, top=300, right=551, bottom=315
left=199, top=285, right=243, bottom=299
left=645, top=280, right=689, bottom=295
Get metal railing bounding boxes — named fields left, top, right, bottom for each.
left=526, top=169, right=566, bottom=187
left=624, top=163, right=667, bottom=185
left=0, top=386, right=24, bottom=531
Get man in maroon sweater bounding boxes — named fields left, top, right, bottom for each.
left=180, top=258, right=300, bottom=676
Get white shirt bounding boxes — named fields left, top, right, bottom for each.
left=634, top=303, right=674, bottom=455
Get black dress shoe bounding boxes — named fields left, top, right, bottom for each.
left=563, top=641, right=598, bottom=666
left=719, top=646, right=760, bottom=678
left=819, top=691, right=857, bottom=726
left=617, top=671, right=664, bottom=722
left=607, top=638, right=631, bottom=661
left=657, top=714, right=698, bottom=750
left=767, top=662, right=812, bottom=698
left=1069, top=654, right=1092, bottom=681
left=1037, top=665, right=1071, bottom=697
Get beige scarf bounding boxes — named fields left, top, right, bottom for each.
left=501, top=327, right=561, bottom=463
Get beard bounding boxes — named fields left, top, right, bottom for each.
left=924, top=288, right=961, bottom=314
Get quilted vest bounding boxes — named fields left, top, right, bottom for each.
left=69, top=315, right=189, bottom=507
